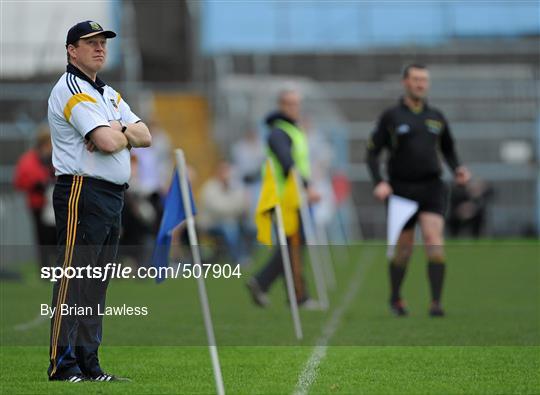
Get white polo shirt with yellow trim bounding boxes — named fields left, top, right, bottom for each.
left=48, top=69, right=140, bottom=185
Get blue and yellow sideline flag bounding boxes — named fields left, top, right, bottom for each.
left=255, top=161, right=280, bottom=245
left=151, top=168, right=196, bottom=282
left=281, top=171, right=301, bottom=237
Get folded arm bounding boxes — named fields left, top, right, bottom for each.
left=87, top=123, right=129, bottom=154
left=124, top=121, right=152, bottom=148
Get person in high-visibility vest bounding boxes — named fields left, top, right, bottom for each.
left=247, top=89, right=321, bottom=310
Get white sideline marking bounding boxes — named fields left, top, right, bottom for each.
left=14, top=313, right=48, bottom=331
left=293, top=249, right=375, bottom=395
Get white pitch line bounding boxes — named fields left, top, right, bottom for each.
left=14, top=313, right=48, bottom=331
left=293, top=248, right=375, bottom=395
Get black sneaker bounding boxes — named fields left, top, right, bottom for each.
left=246, top=277, right=270, bottom=307
left=429, top=302, right=445, bottom=317
left=90, top=372, right=130, bottom=382
left=390, top=299, right=408, bottom=316
left=49, top=373, right=86, bottom=382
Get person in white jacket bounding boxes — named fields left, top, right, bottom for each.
left=198, top=161, right=251, bottom=266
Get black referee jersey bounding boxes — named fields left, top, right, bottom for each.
left=367, top=97, right=461, bottom=184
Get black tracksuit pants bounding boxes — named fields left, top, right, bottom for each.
left=48, top=175, right=123, bottom=379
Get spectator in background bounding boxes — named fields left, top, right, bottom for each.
left=13, top=126, right=56, bottom=269
left=119, top=154, right=156, bottom=267
left=231, top=127, right=266, bottom=248
left=231, top=128, right=266, bottom=186
left=448, top=179, right=493, bottom=238
left=198, top=161, right=251, bottom=266
left=131, top=119, right=173, bottom=233
left=302, top=117, right=337, bottom=234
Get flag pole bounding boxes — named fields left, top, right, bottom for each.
left=268, top=162, right=303, bottom=340
left=292, top=170, right=329, bottom=310
left=175, top=149, right=225, bottom=395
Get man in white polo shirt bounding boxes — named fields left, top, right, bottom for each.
left=47, top=20, right=151, bottom=382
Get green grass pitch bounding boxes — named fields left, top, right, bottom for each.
left=1, top=240, right=538, bottom=394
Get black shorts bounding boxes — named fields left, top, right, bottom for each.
left=390, top=178, right=448, bottom=229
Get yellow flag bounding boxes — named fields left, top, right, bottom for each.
left=281, top=170, right=301, bottom=237
left=254, top=161, right=280, bottom=245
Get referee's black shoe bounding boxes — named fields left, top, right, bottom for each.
left=390, top=299, right=408, bottom=317
left=90, top=372, right=131, bottom=382
left=429, top=301, right=445, bottom=317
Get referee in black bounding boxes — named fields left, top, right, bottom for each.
left=47, top=21, right=151, bottom=382
left=367, top=64, right=470, bottom=317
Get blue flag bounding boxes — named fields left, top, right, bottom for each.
left=151, top=168, right=196, bottom=282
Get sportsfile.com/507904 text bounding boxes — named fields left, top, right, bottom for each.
left=40, top=263, right=242, bottom=282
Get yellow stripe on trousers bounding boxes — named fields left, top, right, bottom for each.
left=50, top=176, right=83, bottom=377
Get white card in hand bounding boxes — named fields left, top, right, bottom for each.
left=387, top=194, right=419, bottom=258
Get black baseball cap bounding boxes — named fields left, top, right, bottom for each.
left=66, top=20, right=116, bottom=47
